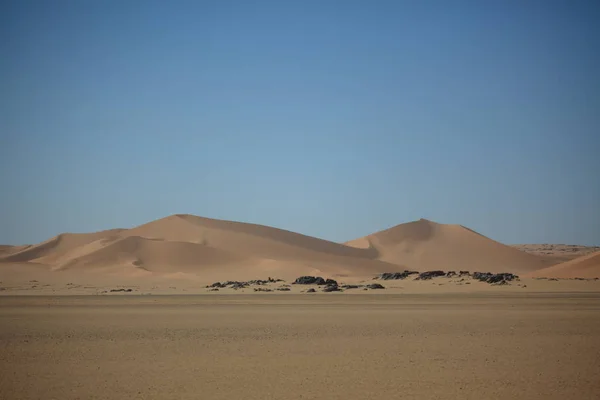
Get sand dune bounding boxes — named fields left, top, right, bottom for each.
left=0, top=244, right=29, bottom=258
left=0, top=215, right=571, bottom=282
left=513, top=244, right=600, bottom=263
left=0, top=229, right=125, bottom=264
left=345, top=218, right=553, bottom=274
left=125, top=214, right=378, bottom=260
left=0, top=215, right=400, bottom=281
left=525, top=251, right=600, bottom=279
left=56, top=235, right=251, bottom=273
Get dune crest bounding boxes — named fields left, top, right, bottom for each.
left=1, top=214, right=568, bottom=279
left=0, top=229, right=125, bottom=264
left=0, top=214, right=400, bottom=280
left=345, top=218, right=553, bottom=274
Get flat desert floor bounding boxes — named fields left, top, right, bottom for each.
left=1, top=293, right=600, bottom=400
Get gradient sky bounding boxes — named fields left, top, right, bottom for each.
left=1, top=0, right=599, bottom=246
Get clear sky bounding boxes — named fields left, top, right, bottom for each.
left=1, top=0, right=599, bottom=246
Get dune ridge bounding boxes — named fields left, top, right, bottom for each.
left=0, top=215, right=400, bottom=280
left=345, top=218, right=554, bottom=274
left=525, top=251, right=600, bottom=279
left=0, top=214, right=564, bottom=280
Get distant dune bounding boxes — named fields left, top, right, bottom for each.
left=512, top=244, right=600, bottom=263
left=1, top=229, right=125, bottom=265
left=0, top=215, right=569, bottom=282
left=345, top=218, right=554, bottom=274
left=525, top=251, right=600, bottom=279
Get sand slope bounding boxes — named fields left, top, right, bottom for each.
left=1, top=215, right=569, bottom=281
left=525, top=251, right=600, bottom=278
left=56, top=236, right=252, bottom=273
left=345, top=218, right=553, bottom=274
left=0, top=215, right=400, bottom=280
left=124, top=214, right=379, bottom=260
left=0, top=229, right=125, bottom=265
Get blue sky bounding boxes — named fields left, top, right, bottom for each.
left=1, top=0, right=599, bottom=246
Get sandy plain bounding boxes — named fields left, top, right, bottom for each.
left=1, top=293, right=600, bottom=400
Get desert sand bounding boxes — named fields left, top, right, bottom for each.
left=1, top=293, right=600, bottom=400
left=525, top=251, right=600, bottom=279
left=1, top=215, right=599, bottom=399
left=512, top=243, right=600, bottom=262
left=4, top=214, right=597, bottom=293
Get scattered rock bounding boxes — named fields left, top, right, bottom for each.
left=109, top=288, right=133, bottom=292
left=416, top=271, right=446, bottom=280
left=322, top=285, right=342, bottom=292
left=253, top=287, right=273, bottom=292
left=324, top=278, right=339, bottom=286
left=378, top=271, right=419, bottom=280
left=472, top=272, right=518, bottom=285
left=306, top=288, right=316, bottom=293
left=293, top=276, right=327, bottom=285
left=459, top=271, right=471, bottom=277
left=206, top=278, right=285, bottom=290
left=366, top=283, right=385, bottom=289
left=341, top=284, right=361, bottom=289
left=446, top=271, right=457, bottom=277
left=230, top=282, right=248, bottom=290
left=276, top=287, right=291, bottom=291
left=208, top=288, right=219, bottom=292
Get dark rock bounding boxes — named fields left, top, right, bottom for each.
left=459, top=271, right=471, bottom=277
left=208, top=288, right=219, bottom=292
left=253, top=287, right=273, bottom=292
left=229, top=282, right=249, bottom=290
left=446, top=271, right=457, bottom=277
left=276, top=287, right=291, bottom=291
left=109, top=288, right=133, bottom=292
left=378, top=271, right=419, bottom=280
left=293, top=276, right=327, bottom=285
left=366, top=283, right=385, bottom=289
left=341, top=284, right=361, bottom=289
left=324, top=278, right=339, bottom=286
left=416, top=271, right=446, bottom=280
left=247, top=280, right=267, bottom=286
left=472, top=272, right=519, bottom=285
left=208, top=279, right=284, bottom=289
left=322, top=285, right=342, bottom=292
left=306, top=288, right=316, bottom=293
